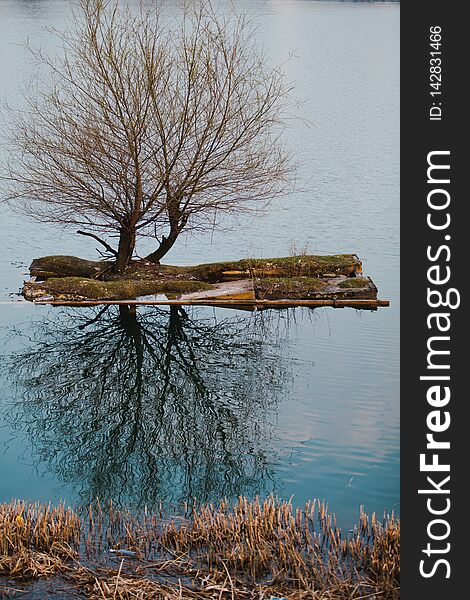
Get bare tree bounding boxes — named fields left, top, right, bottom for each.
left=3, top=0, right=293, bottom=273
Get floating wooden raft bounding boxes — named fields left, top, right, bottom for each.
left=26, top=254, right=389, bottom=310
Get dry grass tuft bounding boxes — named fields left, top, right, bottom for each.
left=0, top=500, right=80, bottom=556
left=0, top=547, right=70, bottom=580
left=0, top=501, right=80, bottom=579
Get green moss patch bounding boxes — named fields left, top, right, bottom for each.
left=337, top=277, right=370, bottom=289
left=247, top=254, right=360, bottom=271
left=255, top=277, right=328, bottom=300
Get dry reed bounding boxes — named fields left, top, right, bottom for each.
left=1, top=498, right=399, bottom=599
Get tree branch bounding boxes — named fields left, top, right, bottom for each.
left=77, top=230, right=118, bottom=256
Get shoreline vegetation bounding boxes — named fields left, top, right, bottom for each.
left=21, top=254, right=383, bottom=305
left=0, top=497, right=399, bottom=599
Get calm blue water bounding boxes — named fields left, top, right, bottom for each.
left=0, top=0, right=399, bottom=528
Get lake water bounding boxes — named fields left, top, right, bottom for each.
left=0, top=0, right=399, bottom=528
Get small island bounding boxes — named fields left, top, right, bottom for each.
left=22, top=253, right=388, bottom=309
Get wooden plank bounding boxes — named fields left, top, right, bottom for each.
left=33, top=298, right=390, bottom=308
left=179, top=279, right=255, bottom=301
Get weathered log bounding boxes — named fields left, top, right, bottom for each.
left=186, top=254, right=363, bottom=282
left=29, top=255, right=109, bottom=279
left=22, top=276, right=212, bottom=302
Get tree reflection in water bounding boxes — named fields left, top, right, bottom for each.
left=5, top=305, right=291, bottom=508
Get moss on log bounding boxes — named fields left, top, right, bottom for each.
left=23, top=277, right=212, bottom=301
left=184, top=254, right=362, bottom=282
left=30, top=255, right=108, bottom=279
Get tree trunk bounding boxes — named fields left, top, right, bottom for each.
left=114, top=227, right=136, bottom=273
left=118, top=304, right=145, bottom=379
left=145, top=225, right=180, bottom=264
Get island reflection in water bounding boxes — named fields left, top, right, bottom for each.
left=5, top=305, right=294, bottom=508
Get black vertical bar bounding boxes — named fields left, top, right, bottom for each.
left=401, top=1, right=466, bottom=597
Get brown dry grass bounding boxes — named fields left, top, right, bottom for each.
left=0, top=500, right=80, bottom=554
left=0, top=500, right=80, bottom=581
left=1, top=498, right=399, bottom=599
